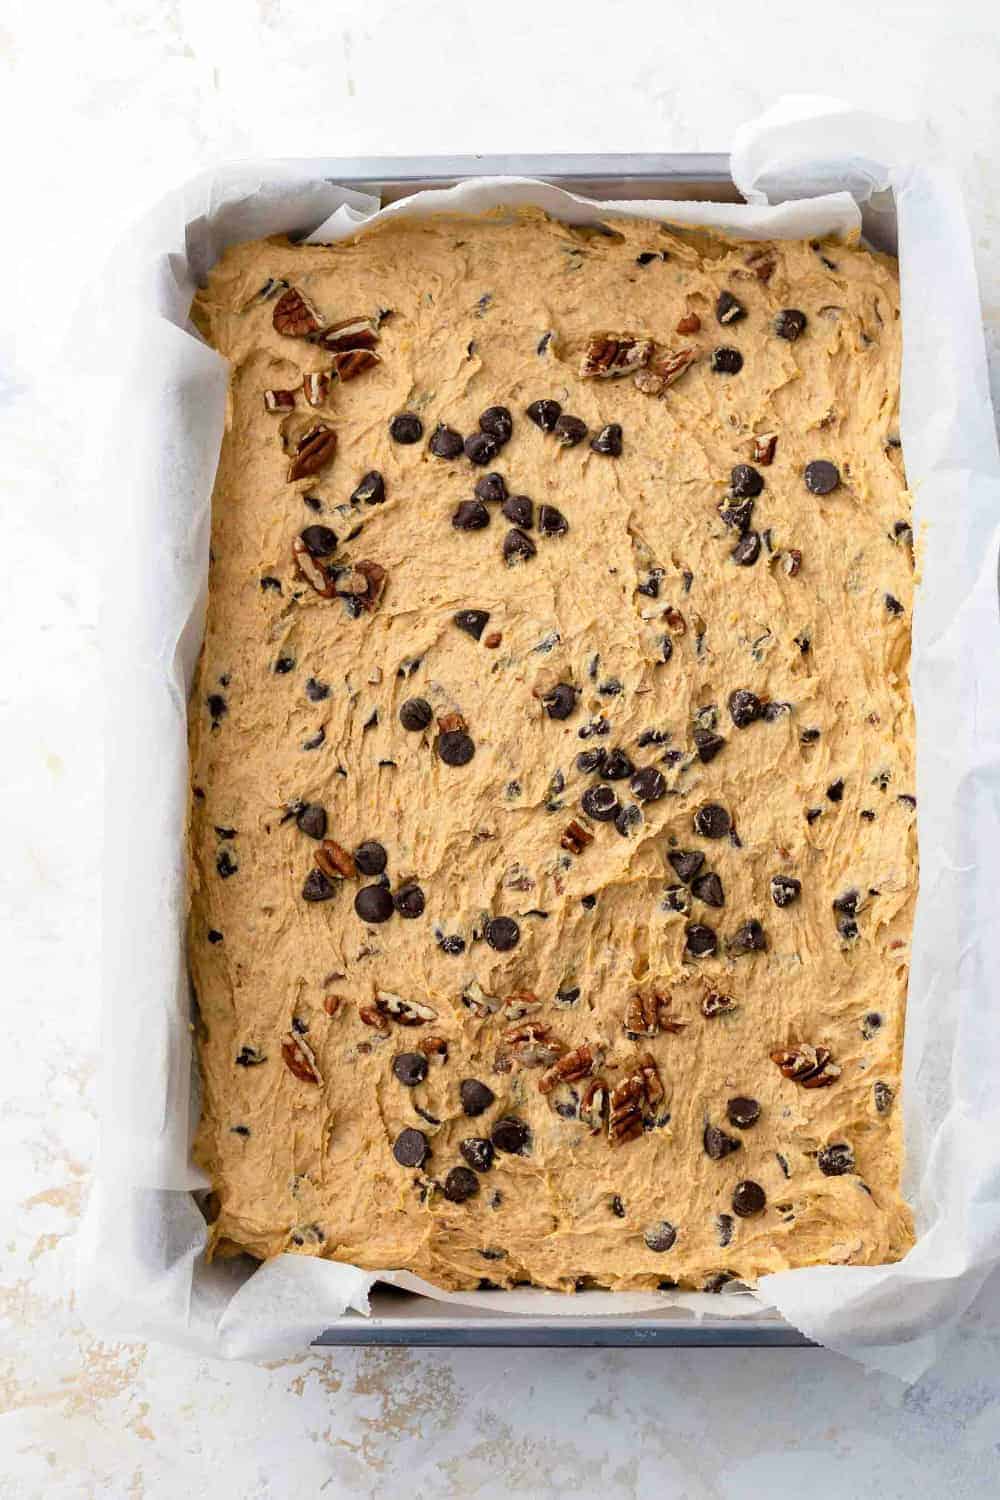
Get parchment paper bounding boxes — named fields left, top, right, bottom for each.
left=79, top=99, right=1000, bottom=1381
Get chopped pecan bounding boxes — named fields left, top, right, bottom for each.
left=358, top=1004, right=390, bottom=1035
left=330, top=348, right=381, bottom=382
left=633, top=369, right=666, bottom=396
left=437, top=711, right=468, bottom=735
left=581, top=332, right=653, bottom=379
left=663, top=606, right=687, bottom=636
left=281, top=1032, right=322, bottom=1084
left=538, top=1042, right=601, bottom=1094
left=292, top=535, right=336, bottom=597
left=315, top=839, right=356, bottom=880
left=676, top=313, right=701, bottom=335
left=501, top=990, right=541, bottom=1021
left=701, top=991, right=737, bottom=1018
left=744, top=248, right=776, bottom=282
left=312, top=316, right=379, bottom=353
left=579, top=1076, right=608, bottom=1133
left=353, top=560, right=386, bottom=612
left=461, top=980, right=500, bottom=1018
left=273, top=286, right=323, bottom=337
left=502, top=1021, right=563, bottom=1067
left=322, top=993, right=342, bottom=1017
left=638, top=1051, right=664, bottom=1105
left=782, top=549, right=802, bottom=577
left=376, top=991, right=438, bottom=1025
left=651, top=346, right=698, bottom=389
left=623, top=990, right=684, bottom=1038
left=608, top=1053, right=663, bottom=1143
left=303, top=371, right=330, bottom=407
left=561, top=818, right=594, bottom=855
left=264, top=388, right=296, bottom=413
left=770, top=1043, right=841, bottom=1088
left=422, top=1035, right=449, bottom=1065
left=288, top=423, right=337, bottom=481
left=753, top=432, right=778, bottom=465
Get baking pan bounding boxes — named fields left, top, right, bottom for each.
left=306, top=153, right=821, bottom=1349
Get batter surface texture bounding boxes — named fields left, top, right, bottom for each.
left=189, top=209, right=916, bottom=1291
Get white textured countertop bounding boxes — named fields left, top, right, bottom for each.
left=3, top=2, right=999, bottom=1495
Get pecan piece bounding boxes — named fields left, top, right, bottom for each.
left=579, top=1076, right=608, bottom=1133
left=303, top=371, right=330, bottom=407
left=782, top=548, right=802, bottom=577
left=744, top=248, right=776, bottom=282
left=753, top=432, right=778, bottom=465
left=538, top=1042, right=601, bottom=1095
left=633, top=369, right=666, bottom=397
left=770, top=1043, right=841, bottom=1088
left=461, top=980, right=500, bottom=1018
left=281, top=1032, right=322, bottom=1084
left=501, top=990, right=541, bottom=1021
left=624, top=990, right=684, bottom=1038
left=663, top=606, right=687, bottom=636
left=437, top=711, right=468, bottom=735
left=264, top=388, right=296, bottom=413
left=376, top=991, right=438, bottom=1025
left=322, top=994, right=342, bottom=1017
left=608, top=1053, right=663, bottom=1143
left=701, top=990, right=738, bottom=1018
left=638, top=1051, right=664, bottom=1106
left=288, top=423, right=337, bottom=481
left=422, top=1035, right=449, bottom=1065
left=502, top=1022, right=563, bottom=1067
left=292, top=535, right=336, bottom=597
left=330, top=348, right=381, bottom=382
left=315, top=839, right=356, bottom=880
left=273, top=286, right=323, bottom=337
left=650, top=346, right=698, bottom=389
left=353, top=560, right=387, bottom=612
left=312, top=316, right=379, bottom=353
left=581, top=332, right=653, bottom=379
left=358, top=1004, right=390, bottom=1035
left=561, top=818, right=594, bottom=855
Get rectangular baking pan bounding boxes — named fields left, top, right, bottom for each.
left=306, top=152, right=819, bottom=1348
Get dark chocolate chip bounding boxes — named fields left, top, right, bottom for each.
left=692, top=729, right=726, bottom=767
left=861, top=1011, right=882, bottom=1040
left=553, top=414, right=588, bottom=447
left=662, top=885, right=690, bottom=912
left=804, top=460, right=840, bottom=495
left=296, top=803, right=327, bottom=840
left=300, top=524, right=338, bottom=557
left=231, top=1124, right=250, bottom=1137
left=501, top=494, right=534, bottom=528
left=636, top=251, right=661, bottom=265
left=452, top=498, right=490, bottom=530
left=443, top=1166, right=480, bottom=1203
left=732, top=531, right=761, bottom=566
left=479, top=406, right=512, bottom=443
left=730, top=919, right=767, bottom=954
left=260, top=576, right=282, bottom=592
left=302, top=869, right=335, bottom=902
left=770, top=874, right=801, bottom=907
left=429, top=423, right=465, bottom=459
left=614, top=803, right=642, bottom=837
left=399, top=697, right=432, bottom=731
left=460, top=1079, right=496, bottom=1116
left=603, top=749, right=634, bottom=780
left=351, top=470, right=385, bottom=506
left=726, top=1097, right=761, bottom=1129
left=874, top=1081, right=894, bottom=1114
left=354, top=841, right=387, bottom=876
left=576, top=747, right=608, bottom=775
left=503, top=528, right=537, bottom=565
left=719, top=497, right=755, bottom=533
left=526, top=398, right=562, bottom=431
left=491, top=1116, right=531, bottom=1154
left=729, top=464, right=764, bottom=499
left=763, top=702, right=791, bottom=723
left=393, top=1128, right=429, bottom=1168
left=637, top=567, right=664, bottom=598
left=393, top=1052, right=428, bottom=1087
left=732, top=1180, right=766, bottom=1217
left=207, top=929, right=223, bottom=944
left=542, top=683, right=577, bottom=720
left=833, top=889, right=859, bottom=915
left=643, top=1221, right=677, bottom=1252
left=578, top=716, right=611, bottom=740
left=475, top=472, right=508, bottom=503
left=437, top=933, right=466, bottom=955
left=837, top=915, right=859, bottom=940
left=800, top=727, right=821, bottom=744
left=884, top=593, right=904, bottom=616
left=394, top=884, right=425, bottom=919
left=711, top=346, right=743, bottom=375
left=235, top=1046, right=266, bottom=1067
left=354, top=884, right=395, bottom=923
left=485, top=916, right=520, bottom=952
left=598, top=678, right=623, bottom=697
left=728, top=689, right=762, bottom=728
left=390, top=412, right=423, bottom=444
left=302, top=727, right=325, bottom=750
left=611, top=1194, right=626, bottom=1217
left=538, top=505, right=569, bottom=536
left=305, top=677, right=330, bottom=702
left=827, top=779, right=845, bottom=803
left=630, top=766, right=667, bottom=803
left=460, top=1137, right=495, bottom=1173
left=464, top=431, right=500, bottom=465
left=438, top=730, right=475, bottom=766
left=694, top=803, right=731, bottom=839
left=216, top=850, right=238, bottom=879
left=668, top=850, right=704, bottom=883
left=685, top=922, right=718, bottom=957
left=717, top=1213, right=735, bottom=1247
left=817, top=1143, right=855, bottom=1176
left=716, top=290, right=746, bottom=324
left=273, top=656, right=295, bottom=674
left=774, top=308, right=807, bottom=341
left=581, top=784, right=620, bottom=822
left=454, top=609, right=491, bottom=640
left=207, top=693, right=227, bottom=721
left=637, top=728, right=670, bottom=748
left=691, top=872, right=725, bottom=908
left=590, top=422, right=623, bottom=457
left=704, top=1124, right=741, bottom=1160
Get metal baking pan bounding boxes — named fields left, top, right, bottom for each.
left=304, top=152, right=825, bottom=1348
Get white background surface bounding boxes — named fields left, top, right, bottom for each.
left=2, top=1, right=999, bottom=1496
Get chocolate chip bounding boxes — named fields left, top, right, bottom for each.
left=460, top=1137, right=495, bottom=1173
left=717, top=1213, right=734, bottom=1247
left=601, top=749, right=632, bottom=781
left=704, top=1124, right=741, bottom=1160
left=576, top=747, right=608, bottom=775
left=636, top=251, right=660, bottom=265
left=538, top=504, right=569, bottom=536
left=694, top=803, right=731, bottom=839
left=354, top=884, right=394, bottom=923
left=260, top=576, right=282, bottom=592
left=452, top=498, right=490, bottom=530
left=800, top=727, right=821, bottom=744
left=390, top=412, right=423, bottom=444
left=716, top=290, right=745, bottom=324
left=732, top=1180, right=766, bottom=1217
left=437, top=933, right=466, bottom=955
left=274, top=656, right=296, bottom=675
left=827, top=779, right=844, bottom=803
left=399, top=697, right=432, bottom=731
left=637, top=729, right=670, bottom=748
left=874, top=1081, right=894, bottom=1114
left=466, top=432, right=500, bottom=466
left=475, top=472, right=508, bottom=504
left=207, top=693, right=227, bottom=721
left=454, top=609, right=490, bottom=640
left=637, top=567, right=663, bottom=598
left=305, top=677, right=330, bottom=702
left=771, top=874, right=801, bottom=907
left=630, top=766, right=666, bottom=803
left=719, top=497, right=755, bottom=533
left=643, top=1221, right=677, bottom=1252
left=502, top=528, right=537, bottom=566
left=614, top=803, right=642, bottom=838
left=235, top=1046, right=266, bottom=1067
left=443, top=1166, right=480, bottom=1203
left=578, top=716, right=611, bottom=740
left=302, top=869, right=335, bottom=902
left=393, top=1052, right=428, bottom=1087
left=460, top=1079, right=495, bottom=1116
left=818, top=1143, right=855, bottom=1176
left=207, top=929, right=223, bottom=944
left=352, top=841, right=387, bottom=879
left=302, top=727, right=325, bottom=750
left=491, top=1116, right=530, bottom=1154
left=691, top=872, right=724, bottom=908
left=526, top=398, right=562, bottom=431
left=774, top=308, right=807, bottom=341
left=351, top=470, right=385, bottom=505
left=729, top=464, right=764, bottom=499
left=730, top=919, right=766, bottom=954
left=611, top=1194, right=626, bottom=1217
left=542, top=683, right=577, bottom=721
left=690, top=729, right=724, bottom=767
left=394, top=883, right=425, bottom=919
left=393, top=1128, right=429, bottom=1168
left=861, top=1011, right=882, bottom=1040
left=727, top=1097, right=760, bottom=1129
left=581, top=784, right=620, bottom=822
left=300, top=524, right=338, bottom=557
left=216, top=850, right=237, bottom=879
left=669, top=850, right=704, bottom=883
left=590, top=422, right=623, bottom=457
left=429, top=423, right=464, bottom=458
left=501, top=494, right=534, bottom=528
left=804, top=460, right=840, bottom=495
left=662, top=885, right=689, bottom=912
left=685, top=923, right=717, bottom=957
left=885, top=593, right=904, bottom=616
left=711, top=346, right=743, bottom=375
left=553, top=414, right=588, bottom=447
left=732, top=531, right=761, bottom=566
left=296, top=803, right=327, bottom=840
left=480, top=406, right=512, bottom=443
left=485, top=916, right=520, bottom=952
left=728, top=689, right=762, bottom=728
left=438, top=730, right=475, bottom=766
